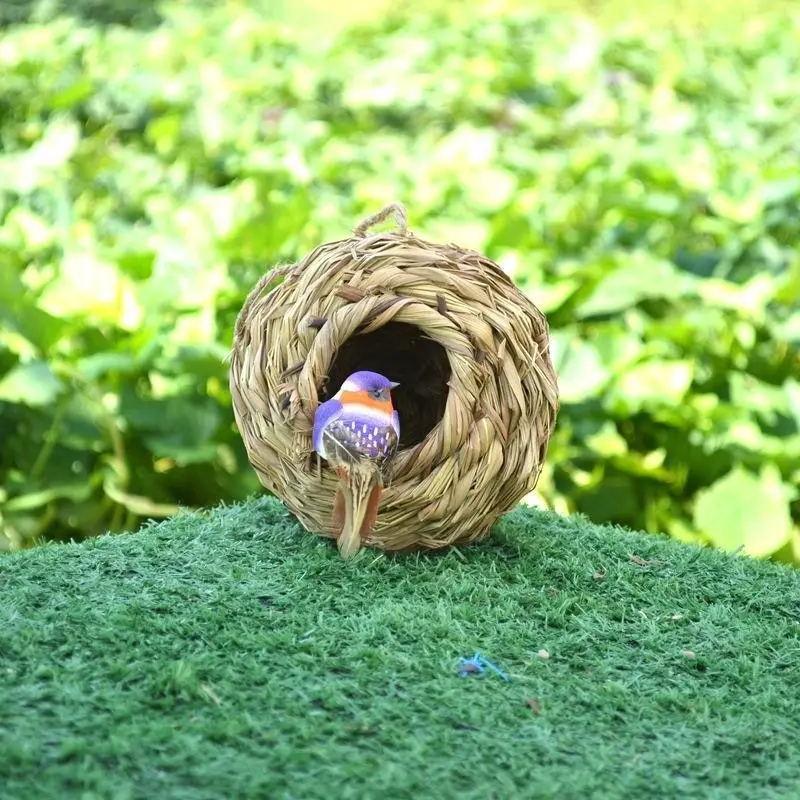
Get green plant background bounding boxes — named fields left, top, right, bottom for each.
left=1, top=0, right=798, bottom=563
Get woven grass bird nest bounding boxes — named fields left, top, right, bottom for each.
left=229, top=204, right=559, bottom=553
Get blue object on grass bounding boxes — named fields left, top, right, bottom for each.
left=457, top=651, right=509, bottom=680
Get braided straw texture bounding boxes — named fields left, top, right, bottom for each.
left=229, top=204, right=559, bottom=552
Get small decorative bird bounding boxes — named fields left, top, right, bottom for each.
left=312, top=370, right=400, bottom=558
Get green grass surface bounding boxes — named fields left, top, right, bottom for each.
left=2, top=497, right=800, bottom=799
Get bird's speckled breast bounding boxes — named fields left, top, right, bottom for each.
left=329, top=411, right=397, bottom=459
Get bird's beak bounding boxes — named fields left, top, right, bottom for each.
left=390, top=381, right=400, bottom=389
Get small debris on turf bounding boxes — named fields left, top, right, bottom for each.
left=682, top=650, right=696, bottom=659
left=537, top=649, right=550, bottom=660
left=526, top=698, right=542, bottom=715
left=457, top=652, right=509, bottom=680
left=200, top=683, right=223, bottom=706
left=628, top=552, right=664, bottom=567
left=593, top=568, right=607, bottom=581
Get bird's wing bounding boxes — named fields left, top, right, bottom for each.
left=385, top=416, right=399, bottom=457
left=312, top=398, right=343, bottom=458
left=376, top=422, right=399, bottom=483
left=321, top=419, right=371, bottom=466
left=323, top=415, right=399, bottom=468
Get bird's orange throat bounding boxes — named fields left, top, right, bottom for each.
left=338, top=390, right=394, bottom=414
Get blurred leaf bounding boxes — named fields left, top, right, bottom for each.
left=585, top=421, right=627, bottom=457
left=38, top=252, right=143, bottom=330
left=694, top=464, right=796, bottom=558
left=75, top=353, right=140, bottom=381
left=729, top=372, right=796, bottom=430
left=697, top=276, right=777, bottom=318
left=707, top=190, right=763, bottom=224
left=593, top=328, right=644, bottom=370
left=0, top=271, right=67, bottom=353
left=577, top=254, right=697, bottom=318
left=102, top=471, right=184, bottom=518
left=786, top=380, right=800, bottom=430
left=551, top=333, right=609, bottom=403
left=0, top=362, right=63, bottom=407
left=464, top=167, right=517, bottom=212
left=607, top=360, right=694, bottom=413
left=120, top=392, right=221, bottom=452
left=527, top=279, right=581, bottom=313
left=1, top=116, right=80, bottom=193
left=2, top=482, right=93, bottom=512
left=576, top=475, right=640, bottom=526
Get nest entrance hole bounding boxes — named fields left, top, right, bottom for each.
left=322, top=321, right=451, bottom=448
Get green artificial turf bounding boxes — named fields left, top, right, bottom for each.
left=2, top=497, right=799, bottom=800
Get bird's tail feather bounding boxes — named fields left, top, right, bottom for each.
left=332, top=486, right=346, bottom=535
left=335, top=465, right=382, bottom=559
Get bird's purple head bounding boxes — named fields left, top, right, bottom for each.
left=339, top=370, right=399, bottom=394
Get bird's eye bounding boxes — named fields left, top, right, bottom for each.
left=370, top=389, right=386, bottom=400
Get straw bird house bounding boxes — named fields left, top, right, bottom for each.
left=229, top=204, right=559, bottom=552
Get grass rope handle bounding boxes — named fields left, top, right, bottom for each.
left=353, top=203, right=408, bottom=238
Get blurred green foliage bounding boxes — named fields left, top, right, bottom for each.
left=0, top=0, right=159, bottom=28
left=1, top=2, right=798, bottom=563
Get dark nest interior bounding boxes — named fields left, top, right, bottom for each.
left=321, top=322, right=451, bottom=448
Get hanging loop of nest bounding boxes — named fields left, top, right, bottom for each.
left=353, top=203, right=408, bottom=238
left=229, top=203, right=559, bottom=553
